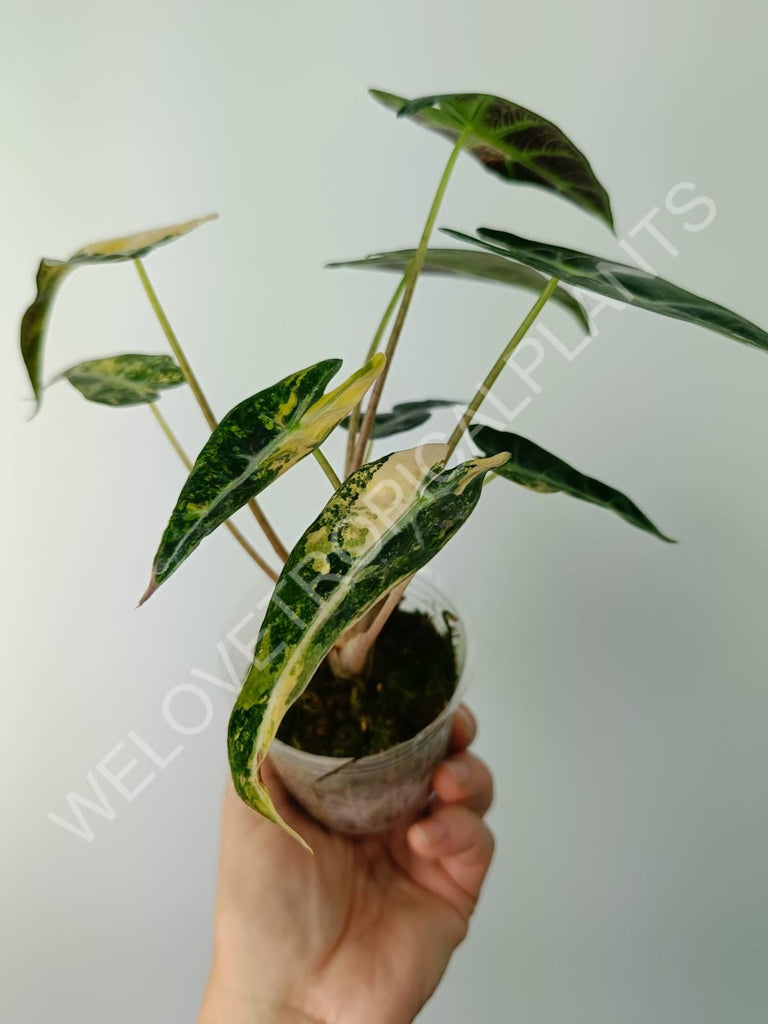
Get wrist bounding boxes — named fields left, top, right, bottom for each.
left=198, top=982, right=322, bottom=1024
left=199, top=957, right=322, bottom=1024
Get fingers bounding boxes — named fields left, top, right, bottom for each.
left=449, top=703, right=477, bottom=753
left=407, top=804, right=495, bottom=900
left=433, top=751, right=494, bottom=816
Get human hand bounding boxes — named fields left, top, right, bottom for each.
left=198, top=705, right=494, bottom=1024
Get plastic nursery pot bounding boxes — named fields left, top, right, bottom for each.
left=269, top=575, right=471, bottom=835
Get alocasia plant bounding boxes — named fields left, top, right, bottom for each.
left=21, top=88, right=768, bottom=847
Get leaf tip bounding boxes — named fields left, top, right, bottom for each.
left=477, top=451, right=511, bottom=481
left=137, top=570, right=158, bottom=607
left=370, top=351, right=387, bottom=373
left=454, top=450, right=510, bottom=494
left=292, top=828, right=314, bottom=855
left=368, top=89, right=408, bottom=116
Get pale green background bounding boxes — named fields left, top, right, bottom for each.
left=2, top=1, right=767, bottom=1021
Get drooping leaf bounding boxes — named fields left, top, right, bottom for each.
left=227, top=443, right=509, bottom=845
left=471, top=424, right=673, bottom=542
left=341, top=399, right=462, bottom=439
left=370, top=90, right=613, bottom=230
left=446, top=229, right=768, bottom=354
left=141, top=353, right=385, bottom=603
left=327, top=247, right=590, bottom=332
left=20, top=213, right=217, bottom=411
left=61, top=354, right=186, bottom=406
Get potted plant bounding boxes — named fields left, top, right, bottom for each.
left=21, top=89, right=767, bottom=851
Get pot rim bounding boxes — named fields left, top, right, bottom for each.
left=270, top=571, right=472, bottom=772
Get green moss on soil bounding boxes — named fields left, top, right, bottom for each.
left=277, top=607, right=458, bottom=758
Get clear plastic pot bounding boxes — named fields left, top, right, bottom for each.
left=269, top=575, right=470, bottom=835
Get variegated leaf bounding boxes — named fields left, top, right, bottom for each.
left=141, top=354, right=385, bottom=603
left=471, top=424, right=672, bottom=542
left=370, top=90, right=613, bottom=230
left=20, top=214, right=217, bottom=411
left=61, top=353, right=186, bottom=406
left=228, top=443, right=509, bottom=846
left=327, top=247, right=590, bottom=332
left=341, top=399, right=461, bottom=439
left=446, top=229, right=768, bottom=353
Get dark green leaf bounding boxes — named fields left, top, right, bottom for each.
left=341, top=399, right=461, bottom=439
left=228, top=443, right=508, bottom=845
left=327, top=247, right=590, bottom=332
left=61, top=354, right=186, bottom=406
left=20, top=214, right=217, bottom=412
left=446, top=229, right=768, bottom=354
left=370, top=89, right=613, bottom=230
left=471, top=424, right=673, bottom=542
left=141, top=354, right=385, bottom=603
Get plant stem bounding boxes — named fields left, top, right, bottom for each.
left=350, top=128, right=470, bottom=472
left=344, top=275, right=406, bottom=476
left=134, top=257, right=289, bottom=564
left=445, top=275, right=560, bottom=459
left=148, top=403, right=279, bottom=583
left=313, top=448, right=342, bottom=490
left=363, top=436, right=374, bottom=465
left=245, top=498, right=290, bottom=562
left=148, top=400, right=193, bottom=469
left=134, top=259, right=218, bottom=431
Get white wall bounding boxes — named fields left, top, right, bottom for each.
left=2, top=1, right=767, bottom=1021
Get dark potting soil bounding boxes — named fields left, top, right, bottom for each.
left=276, top=607, right=459, bottom=758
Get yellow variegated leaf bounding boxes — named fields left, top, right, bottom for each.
left=228, top=443, right=509, bottom=847
left=61, top=353, right=186, bottom=406
left=70, top=214, right=217, bottom=262
left=141, top=354, right=386, bottom=603
left=20, top=214, right=217, bottom=410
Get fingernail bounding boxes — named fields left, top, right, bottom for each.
left=448, top=759, right=470, bottom=785
left=412, top=817, right=448, bottom=847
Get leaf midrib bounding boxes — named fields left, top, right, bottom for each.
left=420, top=97, right=592, bottom=197
left=250, top=468, right=447, bottom=774
left=161, top=388, right=322, bottom=570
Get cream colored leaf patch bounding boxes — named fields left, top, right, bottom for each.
left=228, top=444, right=508, bottom=847
left=20, top=214, right=217, bottom=410
left=140, top=354, right=385, bottom=603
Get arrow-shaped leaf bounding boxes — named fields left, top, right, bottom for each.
left=471, top=424, right=672, bottom=542
left=228, top=443, right=509, bottom=846
left=141, top=353, right=385, bottom=603
left=370, top=90, right=613, bottom=231
left=20, top=214, right=217, bottom=411
left=341, top=399, right=462, bottom=439
left=446, top=228, right=768, bottom=354
left=61, top=353, right=186, bottom=406
left=328, top=247, right=590, bottom=332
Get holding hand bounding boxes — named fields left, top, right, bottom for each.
left=199, top=705, right=494, bottom=1024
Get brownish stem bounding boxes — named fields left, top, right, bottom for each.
left=344, top=275, right=406, bottom=476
